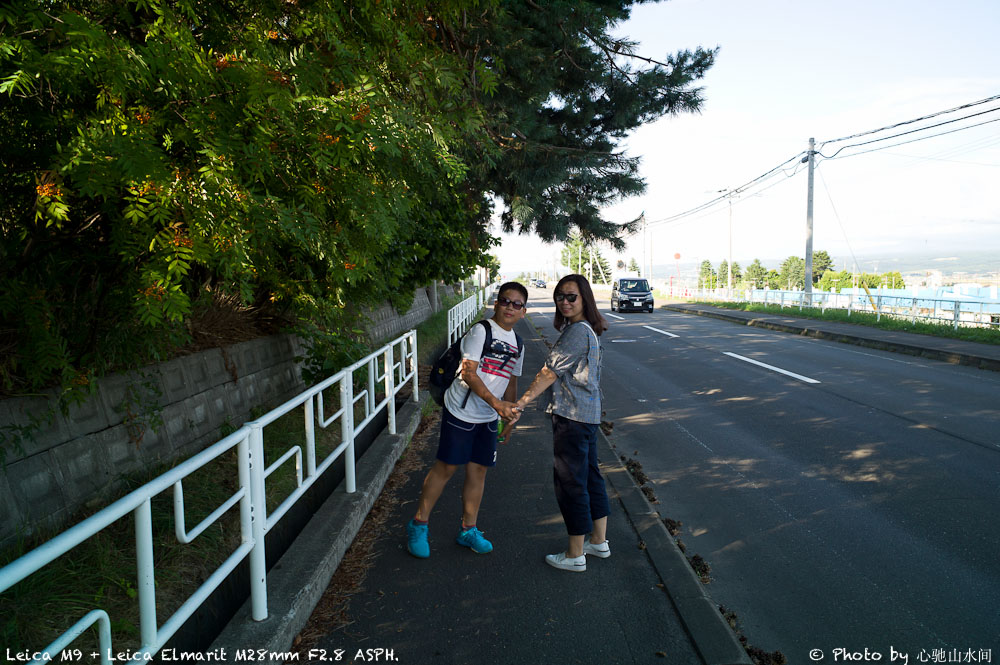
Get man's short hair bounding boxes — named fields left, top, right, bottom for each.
left=497, top=281, right=528, bottom=302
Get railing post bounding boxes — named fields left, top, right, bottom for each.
left=304, top=395, right=316, bottom=477
left=876, top=295, right=882, bottom=322
left=911, top=298, right=917, bottom=325
left=135, top=499, right=157, bottom=649
left=385, top=346, right=396, bottom=434
left=247, top=422, right=269, bottom=620
left=410, top=332, right=419, bottom=402
left=237, top=431, right=253, bottom=564
left=367, top=359, right=377, bottom=415
left=340, top=372, right=357, bottom=493
left=953, top=300, right=961, bottom=330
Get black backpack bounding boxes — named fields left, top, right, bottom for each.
left=428, top=320, right=523, bottom=408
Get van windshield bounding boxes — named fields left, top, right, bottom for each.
left=620, top=280, right=649, bottom=292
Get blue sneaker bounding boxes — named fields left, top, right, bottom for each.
left=406, top=520, right=430, bottom=558
left=455, top=526, right=493, bottom=554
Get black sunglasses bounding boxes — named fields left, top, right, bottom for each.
left=554, top=293, right=579, bottom=303
left=497, top=296, right=525, bottom=310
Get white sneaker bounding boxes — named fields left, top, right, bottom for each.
left=582, top=539, right=611, bottom=559
left=545, top=551, right=586, bottom=572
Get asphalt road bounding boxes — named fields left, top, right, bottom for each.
left=524, top=287, right=1000, bottom=664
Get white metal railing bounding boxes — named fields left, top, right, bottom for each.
left=0, top=330, right=419, bottom=663
left=447, top=282, right=500, bottom=345
left=660, top=286, right=1000, bottom=331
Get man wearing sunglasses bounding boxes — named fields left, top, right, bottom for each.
left=406, top=282, right=527, bottom=558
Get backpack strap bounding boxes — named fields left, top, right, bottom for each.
left=460, top=320, right=493, bottom=409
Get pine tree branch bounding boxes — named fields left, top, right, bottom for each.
left=581, top=27, right=673, bottom=73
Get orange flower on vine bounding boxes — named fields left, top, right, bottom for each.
left=36, top=183, right=62, bottom=198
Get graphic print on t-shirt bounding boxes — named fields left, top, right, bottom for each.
left=444, top=319, right=524, bottom=424
left=479, top=338, right=520, bottom=379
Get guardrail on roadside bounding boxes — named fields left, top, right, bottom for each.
left=0, top=330, right=419, bottom=664
left=660, top=286, right=1000, bottom=331
left=447, top=282, right=500, bottom=345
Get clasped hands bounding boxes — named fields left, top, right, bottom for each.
left=495, top=400, right=523, bottom=425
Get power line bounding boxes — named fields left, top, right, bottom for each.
left=639, top=93, right=1000, bottom=231
left=819, top=93, right=1000, bottom=146
left=818, top=105, right=1000, bottom=159
left=887, top=130, right=1000, bottom=167
left=645, top=150, right=806, bottom=228
left=818, top=115, right=1000, bottom=161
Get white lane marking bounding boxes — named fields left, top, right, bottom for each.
left=724, top=352, right=821, bottom=384
left=643, top=325, right=679, bottom=338
left=611, top=339, right=636, bottom=343
left=606, top=312, right=625, bottom=320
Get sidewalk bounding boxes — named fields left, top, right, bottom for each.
left=290, top=313, right=749, bottom=664
left=663, top=301, right=1000, bottom=372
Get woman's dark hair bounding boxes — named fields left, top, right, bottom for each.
left=553, top=274, right=608, bottom=336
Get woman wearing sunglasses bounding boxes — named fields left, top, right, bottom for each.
left=509, top=274, right=610, bottom=572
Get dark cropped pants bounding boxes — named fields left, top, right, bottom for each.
left=552, top=414, right=610, bottom=536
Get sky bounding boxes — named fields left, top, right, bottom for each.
left=494, top=0, right=1000, bottom=278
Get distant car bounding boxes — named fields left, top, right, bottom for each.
left=611, top=278, right=654, bottom=312
left=535, top=279, right=546, bottom=289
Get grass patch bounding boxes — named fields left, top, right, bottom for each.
left=701, top=301, right=1000, bottom=346
left=1, top=293, right=471, bottom=656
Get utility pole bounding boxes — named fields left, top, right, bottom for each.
left=728, top=195, right=733, bottom=295
left=641, top=212, right=649, bottom=278
left=804, top=137, right=816, bottom=305
left=716, top=188, right=735, bottom=296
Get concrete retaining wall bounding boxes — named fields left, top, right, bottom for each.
left=0, top=284, right=459, bottom=549
left=0, top=335, right=307, bottom=548
left=362, top=284, right=455, bottom=344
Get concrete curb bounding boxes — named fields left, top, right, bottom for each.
left=664, top=304, right=1000, bottom=372
left=210, top=397, right=428, bottom=663
left=599, top=431, right=752, bottom=665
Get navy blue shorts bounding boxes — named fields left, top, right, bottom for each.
left=436, top=407, right=498, bottom=467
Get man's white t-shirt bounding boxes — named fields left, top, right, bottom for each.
left=444, top=319, right=523, bottom=423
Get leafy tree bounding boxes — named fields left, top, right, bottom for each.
left=766, top=269, right=782, bottom=289
left=0, top=0, right=716, bottom=401
left=560, top=231, right=611, bottom=283
left=699, top=260, right=717, bottom=289
left=484, top=254, right=502, bottom=283
left=811, top=250, right=833, bottom=282
left=745, top=259, right=768, bottom=288
left=818, top=270, right=853, bottom=293
left=562, top=231, right=589, bottom=274
left=883, top=272, right=906, bottom=289
left=628, top=257, right=641, bottom=274
left=0, top=0, right=493, bottom=395
left=857, top=271, right=905, bottom=289
left=448, top=2, right=717, bottom=248
left=779, top=256, right=806, bottom=290
left=719, top=260, right=729, bottom=286
left=592, top=249, right=613, bottom=284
